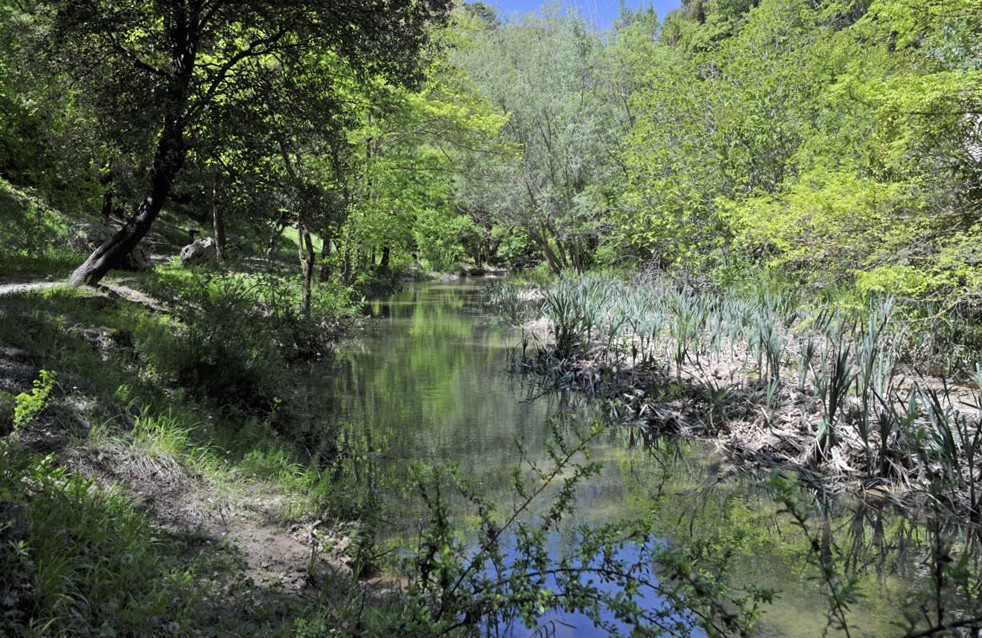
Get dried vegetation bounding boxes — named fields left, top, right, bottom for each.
left=488, top=273, right=982, bottom=520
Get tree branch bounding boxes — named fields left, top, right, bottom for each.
left=187, top=27, right=290, bottom=121
left=902, top=615, right=982, bottom=638
left=102, top=30, right=170, bottom=80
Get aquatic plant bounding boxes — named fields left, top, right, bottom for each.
left=501, top=271, right=982, bottom=521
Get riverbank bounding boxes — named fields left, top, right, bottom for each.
left=0, top=271, right=384, bottom=636
left=4, top=158, right=981, bottom=634
left=489, top=274, right=982, bottom=519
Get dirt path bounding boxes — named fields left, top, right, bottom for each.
left=63, top=439, right=353, bottom=595
left=1, top=278, right=357, bottom=608
left=0, top=281, right=62, bottom=295
left=0, top=279, right=172, bottom=314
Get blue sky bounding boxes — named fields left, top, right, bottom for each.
left=480, top=0, right=683, bottom=31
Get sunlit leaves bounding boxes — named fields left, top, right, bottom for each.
left=616, top=0, right=981, bottom=304
left=451, top=7, right=623, bottom=273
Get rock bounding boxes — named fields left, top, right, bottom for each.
left=73, top=222, right=152, bottom=271
left=180, top=237, right=217, bottom=267
left=77, top=327, right=134, bottom=353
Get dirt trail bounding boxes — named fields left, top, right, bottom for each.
left=0, top=279, right=172, bottom=314
left=1, top=278, right=357, bottom=606
left=0, top=281, right=62, bottom=295
left=64, top=439, right=353, bottom=595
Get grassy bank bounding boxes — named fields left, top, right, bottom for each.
left=0, top=173, right=394, bottom=635
left=7, top=167, right=982, bottom=635
left=0, top=272, right=381, bottom=636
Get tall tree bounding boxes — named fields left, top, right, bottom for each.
left=37, top=0, right=452, bottom=286
left=452, top=6, right=621, bottom=274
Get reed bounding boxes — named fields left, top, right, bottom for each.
left=516, top=272, right=982, bottom=516
left=852, top=299, right=896, bottom=470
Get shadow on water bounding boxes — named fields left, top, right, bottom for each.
left=320, top=281, right=982, bottom=637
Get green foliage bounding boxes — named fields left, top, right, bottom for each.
left=338, top=34, right=507, bottom=276
left=0, top=178, right=79, bottom=278
left=143, top=270, right=352, bottom=415
left=451, top=7, right=624, bottom=274
left=11, top=369, right=57, bottom=428
left=0, top=8, right=107, bottom=216
left=612, top=0, right=982, bottom=307
left=0, top=443, right=206, bottom=637
left=390, top=422, right=771, bottom=636
left=616, top=37, right=727, bottom=269
left=414, top=208, right=476, bottom=271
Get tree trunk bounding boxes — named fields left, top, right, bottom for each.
left=71, top=11, right=197, bottom=287
left=341, top=234, right=354, bottom=286
left=298, top=223, right=315, bottom=320
left=531, top=226, right=565, bottom=275
left=212, top=171, right=226, bottom=261
left=319, top=224, right=335, bottom=281
left=71, top=119, right=187, bottom=286
left=266, top=210, right=289, bottom=260
left=379, top=245, right=390, bottom=272
left=99, top=162, right=116, bottom=222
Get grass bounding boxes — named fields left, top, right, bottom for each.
left=510, top=271, right=982, bottom=520
left=0, top=177, right=80, bottom=281
left=0, top=175, right=371, bottom=635
left=0, top=443, right=230, bottom=637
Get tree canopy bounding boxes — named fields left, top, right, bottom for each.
left=25, top=0, right=453, bottom=285
left=0, top=0, right=979, bottom=304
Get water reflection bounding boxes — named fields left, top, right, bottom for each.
left=321, top=281, right=978, bottom=637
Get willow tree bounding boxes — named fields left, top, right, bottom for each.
left=39, top=0, right=452, bottom=286
left=452, top=7, right=622, bottom=274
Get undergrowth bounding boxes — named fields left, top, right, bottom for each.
left=0, top=268, right=363, bottom=634
left=0, top=444, right=211, bottom=637
left=0, top=177, right=79, bottom=280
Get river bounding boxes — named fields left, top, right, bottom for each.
left=323, top=280, right=952, bottom=637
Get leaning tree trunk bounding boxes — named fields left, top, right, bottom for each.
left=71, top=9, right=197, bottom=287
left=70, top=121, right=187, bottom=286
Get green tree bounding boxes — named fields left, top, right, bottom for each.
left=0, top=5, right=117, bottom=215
left=338, top=15, right=507, bottom=277
left=713, top=0, right=982, bottom=300
left=617, top=36, right=728, bottom=269
left=452, top=6, right=623, bottom=274
left=32, top=0, right=451, bottom=286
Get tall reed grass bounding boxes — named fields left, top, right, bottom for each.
left=520, top=273, right=982, bottom=518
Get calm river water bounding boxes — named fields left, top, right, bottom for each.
left=324, top=281, right=934, bottom=637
